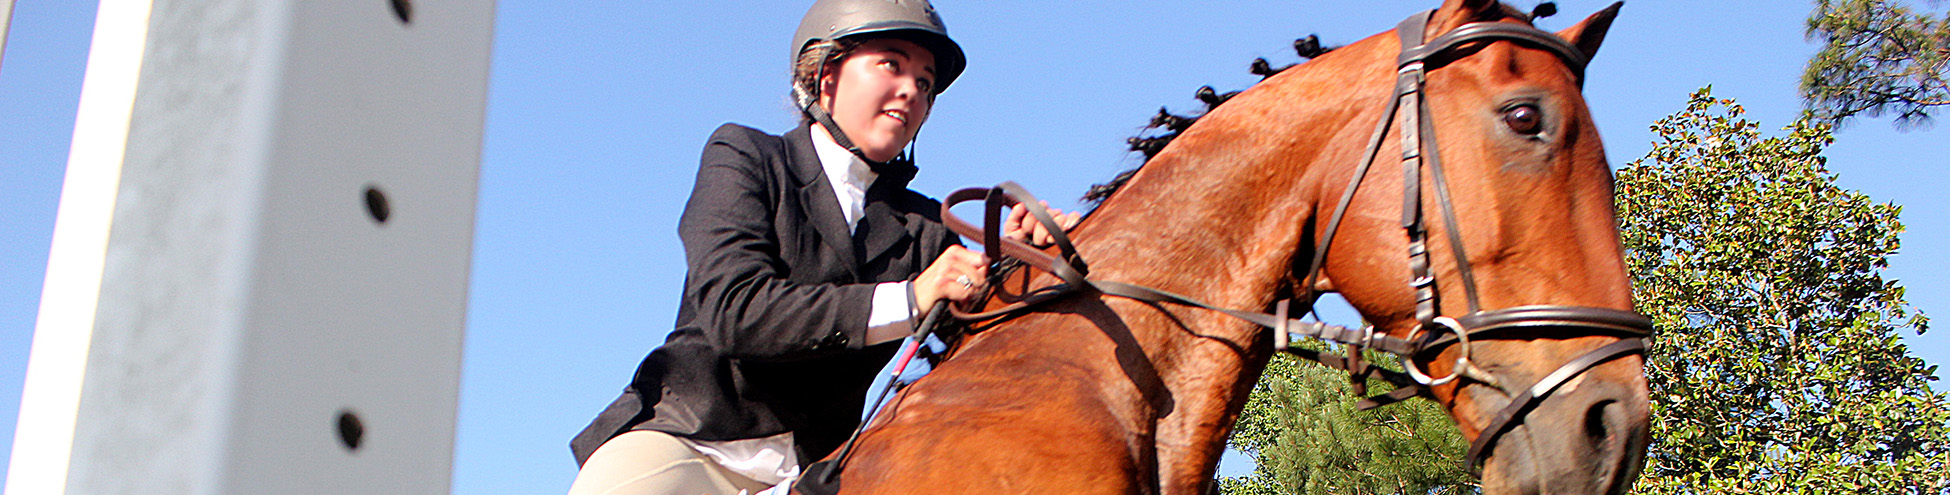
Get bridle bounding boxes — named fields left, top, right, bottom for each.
left=933, top=10, right=1652, bottom=477
left=1335, top=10, right=1651, bottom=474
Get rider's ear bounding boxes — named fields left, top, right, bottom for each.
left=1556, top=2, right=1623, bottom=60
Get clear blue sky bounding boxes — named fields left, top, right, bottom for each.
left=3, top=1, right=1947, bottom=493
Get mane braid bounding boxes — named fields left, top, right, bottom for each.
left=1082, top=33, right=1342, bottom=207
left=1080, top=0, right=1550, bottom=207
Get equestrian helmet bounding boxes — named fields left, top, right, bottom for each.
left=792, top=0, right=966, bottom=94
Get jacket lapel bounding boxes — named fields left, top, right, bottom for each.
left=855, top=157, right=919, bottom=272
left=785, top=125, right=860, bottom=279
left=853, top=196, right=908, bottom=270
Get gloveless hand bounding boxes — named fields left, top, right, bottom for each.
left=913, top=245, right=988, bottom=311
left=1003, top=201, right=1082, bottom=248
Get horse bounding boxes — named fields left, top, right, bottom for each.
left=815, top=1, right=1646, bottom=493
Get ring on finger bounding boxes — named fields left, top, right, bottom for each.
left=955, top=274, right=974, bottom=288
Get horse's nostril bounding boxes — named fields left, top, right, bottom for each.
left=1585, top=399, right=1616, bottom=442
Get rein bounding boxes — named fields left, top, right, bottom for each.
left=932, top=11, right=1651, bottom=477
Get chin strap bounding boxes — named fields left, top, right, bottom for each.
left=801, top=100, right=915, bottom=174
left=803, top=102, right=867, bottom=160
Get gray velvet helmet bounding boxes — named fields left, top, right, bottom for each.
left=792, top=0, right=967, bottom=94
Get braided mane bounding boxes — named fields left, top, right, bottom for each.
left=1078, top=33, right=1335, bottom=206
left=1082, top=2, right=1555, bottom=206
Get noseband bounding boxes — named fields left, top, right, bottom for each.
left=935, top=10, right=1650, bottom=478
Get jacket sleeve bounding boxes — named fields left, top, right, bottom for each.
left=676, top=125, right=878, bottom=361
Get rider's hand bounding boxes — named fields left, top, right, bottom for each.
left=913, top=245, right=988, bottom=311
left=1003, top=201, right=1081, bottom=248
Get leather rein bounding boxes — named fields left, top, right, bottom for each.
left=935, top=11, right=1652, bottom=477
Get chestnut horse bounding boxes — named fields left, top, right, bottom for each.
left=819, top=1, right=1647, bottom=493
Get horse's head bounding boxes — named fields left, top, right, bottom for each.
left=1261, top=0, right=1645, bottom=492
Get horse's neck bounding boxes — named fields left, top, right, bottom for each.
left=1045, top=36, right=1396, bottom=489
left=1065, top=36, right=1392, bottom=351
left=1074, top=174, right=1302, bottom=319
left=1056, top=154, right=1311, bottom=492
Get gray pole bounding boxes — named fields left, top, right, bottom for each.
left=0, top=0, right=16, bottom=74
left=8, top=0, right=493, bottom=492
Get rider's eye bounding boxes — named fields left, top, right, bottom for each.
left=1503, top=104, right=1543, bottom=135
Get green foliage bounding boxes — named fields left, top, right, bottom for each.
left=1803, top=0, right=1950, bottom=129
left=1220, top=350, right=1474, bottom=495
left=1618, top=87, right=1950, bottom=493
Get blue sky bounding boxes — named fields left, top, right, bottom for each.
left=3, top=1, right=1947, bottom=493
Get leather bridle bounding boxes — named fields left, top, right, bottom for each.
left=935, top=10, right=1652, bottom=477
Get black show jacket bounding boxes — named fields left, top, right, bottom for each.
left=571, top=123, right=960, bottom=467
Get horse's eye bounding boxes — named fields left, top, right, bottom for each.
left=1503, top=104, right=1543, bottom=135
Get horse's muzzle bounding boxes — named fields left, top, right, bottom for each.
left=1477, top=356, right=1650, bottom=495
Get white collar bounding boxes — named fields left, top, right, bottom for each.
left=811, top=125, right=877, bottom=233
left=810, top=125, right=878, bottom=191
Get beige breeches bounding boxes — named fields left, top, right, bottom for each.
left=566, top=430, right=775, bottom=495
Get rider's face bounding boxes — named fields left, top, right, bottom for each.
left=819, top=38, right=936, bottom=162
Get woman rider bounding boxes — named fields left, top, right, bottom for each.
left=567, top=2, right=1076, bottom=493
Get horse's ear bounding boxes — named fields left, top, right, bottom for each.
left=1429, top=0, right=1503, bottom=36
left=1556, top=2, right=1623, bottom=59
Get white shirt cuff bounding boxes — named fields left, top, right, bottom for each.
left=865, top=281, right=916, bottom=345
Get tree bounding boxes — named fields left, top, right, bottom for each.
left=1221, top=349, right=1474, bottom=495
left=1619, top=87, right=1950, bottom=493
left=1802, top=0, right=1950, bottom=129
